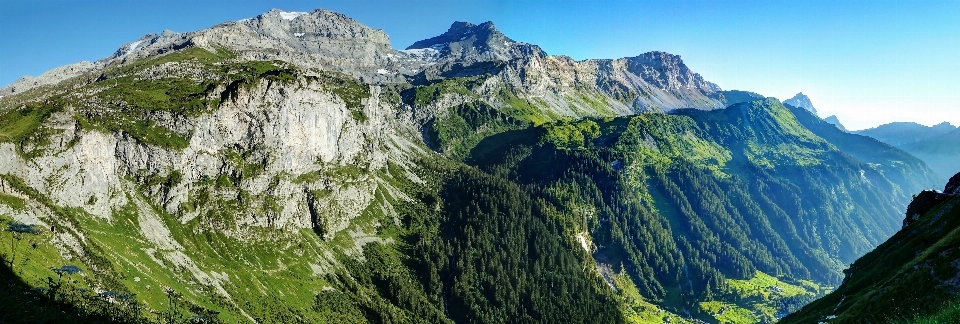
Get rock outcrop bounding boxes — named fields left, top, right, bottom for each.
left=946, top=172, right=960, bottom=194
left=904, top=171, right=960, bottom=227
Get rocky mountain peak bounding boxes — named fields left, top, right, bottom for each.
left=406, top=20, right=512, bottom=50
left=784, top=92, right=817, bottom=115
left=403, top=20, right=542, bottom=67
left=239, top=8, right=392, bottom=46
left=1, top=8, right=720, bottom=112
left=621, top=51, right=721, bottom=93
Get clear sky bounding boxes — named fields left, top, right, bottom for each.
left=2, top=0, right=958, bottom=130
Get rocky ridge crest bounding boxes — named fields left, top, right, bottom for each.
left=3, top=8, right=724, bottom=113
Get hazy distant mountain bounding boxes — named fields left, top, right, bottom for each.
left=823, top=115, right=847, bottom=132
left=899, top=128, right=960, bottom=180
left=856, top=122, right=959, bottom=179
left=856, top=121, right=956, bottom=146
left=783, top=92, right=817, bottom=115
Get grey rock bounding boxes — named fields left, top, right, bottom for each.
left=784, top=92, right=817, bottom=115
left=0, top=61, right=97, bottom=96
left=406, top=21, right=539, bottom=65
left=856, top=121, right=957, bottom=146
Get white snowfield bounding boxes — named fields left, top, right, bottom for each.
left=278, top=11, right=308, bottom=20
left=128, top=40, right=144, bottom=53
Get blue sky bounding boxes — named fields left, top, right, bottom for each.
left=2, top=0, right=958, bottom=130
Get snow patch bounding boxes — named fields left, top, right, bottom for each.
left=279, top=11, right=308, bottom=20
left=128, top=40, right=143, bottom=53
left=400, top=47, right=442, bottom=61
left=400, top=48, right=438, bottom=56
left=294, top=32, right=305, bottom=37
left=376, top=69, right=390, bottom=75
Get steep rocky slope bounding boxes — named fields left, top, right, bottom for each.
left=0, top=8, right=944, bottom=324
left=783, top=173, right=960, bottom=323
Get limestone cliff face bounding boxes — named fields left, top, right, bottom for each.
left=0, top=64, right=426, bottom=314
left=1, top=75, right=415, bottom=230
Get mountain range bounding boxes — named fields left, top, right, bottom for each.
left=0, top=8, right=950, bottom=323
left=855, top=122, right=960, bottom=181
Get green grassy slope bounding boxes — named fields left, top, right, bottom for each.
left=463, top=99, right=930, bottom=322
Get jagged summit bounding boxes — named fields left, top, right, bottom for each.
left=1, top=8, right=725, bottom=112
left=622, top=51, right=721, bottom=92
left=406, top=21, right=513, bottom=50
left=402, top=20, right=546, bottom=69
left=111, top=8, right=392, bottom=64
left=783, top=92, right=817, bottom=115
